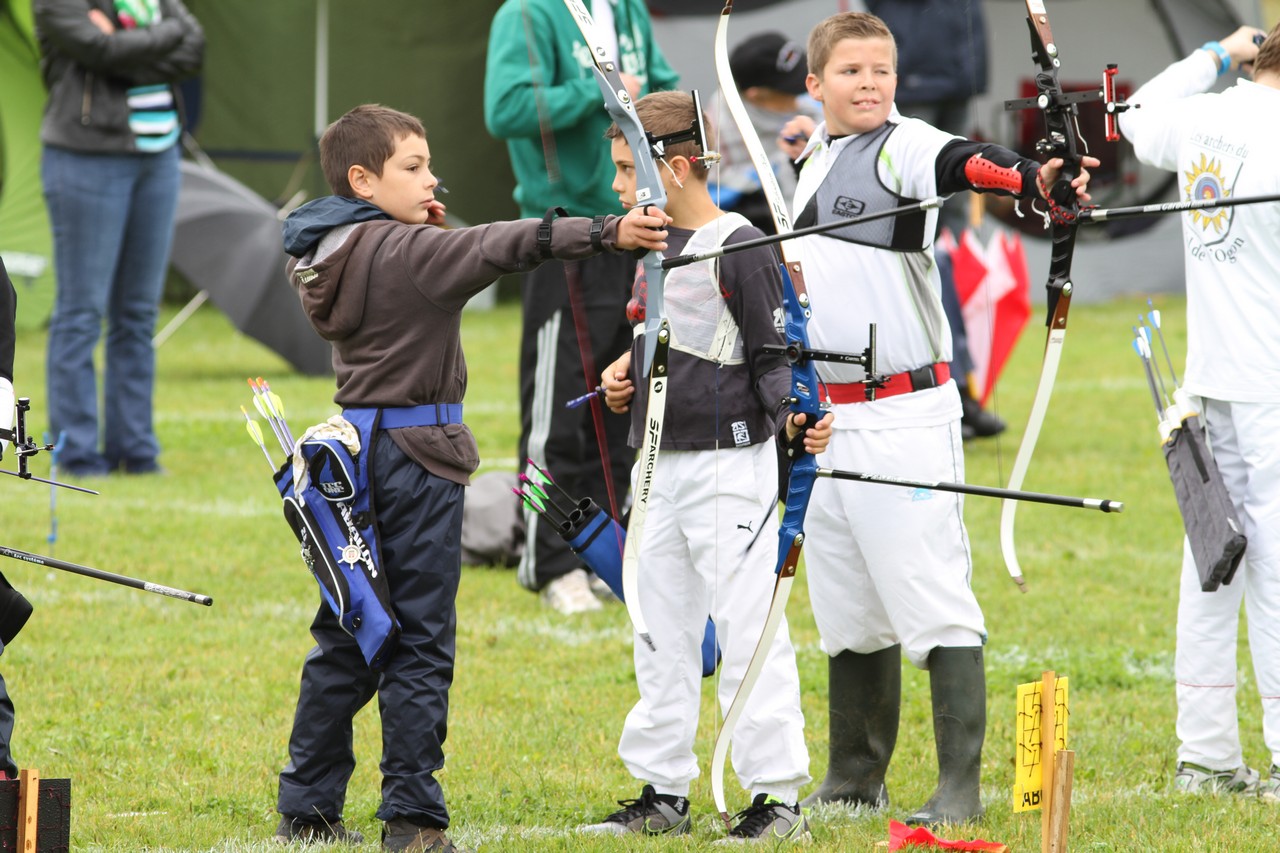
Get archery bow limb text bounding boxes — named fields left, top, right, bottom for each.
left=561, top=0, right=672, bottom=650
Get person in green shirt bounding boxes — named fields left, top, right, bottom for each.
left=483, top=0, right=679, bottom=614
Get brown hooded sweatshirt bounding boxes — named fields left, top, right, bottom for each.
left=285, top=206, right=629, bottom=485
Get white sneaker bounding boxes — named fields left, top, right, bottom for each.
left=588, top=572, right=618, bottom=602
left=541, top=569, right=603, bottom=615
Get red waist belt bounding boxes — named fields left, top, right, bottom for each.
left=821, top=362, right=950, bottom=404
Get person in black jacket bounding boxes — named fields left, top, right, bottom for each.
left=34, top=0, right=203, bottom=477
left=867, top=0, right=1005, bottom=441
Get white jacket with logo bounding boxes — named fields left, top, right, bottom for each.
left=1119, top=52, right=1280, bottom=402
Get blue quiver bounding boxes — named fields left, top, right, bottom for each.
left=275, top=416, right=400, bottom=670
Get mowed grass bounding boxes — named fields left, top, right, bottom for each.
left=0, top=292, right=1272, bottom=852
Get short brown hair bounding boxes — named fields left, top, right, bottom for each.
left=319, top=104, right=425, bottom=197
left=605, top=91, right=715, bottom=182
left=1256, top=22, right=1280, bottom=78
left=806, top=12, right=896, bottom=77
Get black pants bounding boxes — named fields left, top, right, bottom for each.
left=277, top=435, right=464, bottom=828
left=516, top=254, right=635, bottom=591
left=0, top=656, right=16, bottom=780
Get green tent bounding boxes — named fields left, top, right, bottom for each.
left=184, top=0, right=515, bottom=233
left=0, top=0, right=53, bottom=331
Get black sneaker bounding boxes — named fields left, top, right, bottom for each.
left=580, top=784, right=691, bottom=835
left=716, top=794, right=810, bottom=844
left=273, top=814, right=364, bottom=845
left=960, top=394, right=1006, bottom=440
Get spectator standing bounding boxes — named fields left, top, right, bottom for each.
left=484, top=0, right=679, bottom=614
left=34, top=0, right=204, bottom=476
left=710, top=31, right=823, bottom=233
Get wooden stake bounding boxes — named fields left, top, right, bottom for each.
left=17, top=767, right=38, bottom=853
left=1049, top=749, right=1075, bottom=853
left=1040, top=671, right=1056, bottom=853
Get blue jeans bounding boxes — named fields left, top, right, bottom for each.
left=41, top=144, right=181, bottom=473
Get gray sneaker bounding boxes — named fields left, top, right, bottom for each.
left=1259, top=766, right=1280, bottom=802
left=715, top=794, right=811, bottom=844
left=580, top=785, right=691, bottom=835
left=1173, top=761, right=1260, bottom=795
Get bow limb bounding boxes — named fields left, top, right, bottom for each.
left=708, top=0, right=821, bottom=826
left=1000, top=0, right=1086, bottom=589
left=562, top=0, right=668, bottom=646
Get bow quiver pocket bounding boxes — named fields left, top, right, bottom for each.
left=276, top=430, right=400, bottom=669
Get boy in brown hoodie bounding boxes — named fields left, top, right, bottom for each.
left=274, top=103, right=668, bottom=852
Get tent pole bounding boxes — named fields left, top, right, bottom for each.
left=152, top=290, right=210, bottom=349
left=314, top=0, right=329, bottom=140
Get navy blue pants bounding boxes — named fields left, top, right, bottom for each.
left=0, top=649, right=16, bottom=779
left=278, top=434, right=464, bottom=828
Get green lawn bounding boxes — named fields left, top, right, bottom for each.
left=0, top=293, right=1271, bottom=851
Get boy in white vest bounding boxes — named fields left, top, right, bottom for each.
left=779, top=12, right=1096, bottom=825
left=582, top=90, right=832, bottom=842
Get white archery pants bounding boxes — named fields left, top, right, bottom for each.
left=1176, top=397, right=1280, bottom=770
left=618, top=443, right=810, bottom=801
left=804, top=419, right=985, bottom=669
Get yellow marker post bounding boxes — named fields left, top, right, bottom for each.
left=1013, top=672, right=1072, bottom=852
left=1014, top=673, right=1069, bottom=812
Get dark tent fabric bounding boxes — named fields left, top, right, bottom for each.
left=183, top=0, right=515, bottom=230
left=170, top=161, right=332, bottom=376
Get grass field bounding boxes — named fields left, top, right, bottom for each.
left=0, top=292, right=1272, bottom=852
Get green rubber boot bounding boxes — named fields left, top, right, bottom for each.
left=802, top=645, right=901, bottom=809
left=906, top=646, right=987, bottom=825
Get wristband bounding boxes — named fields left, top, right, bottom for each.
left=589, top=215, right=607, bottom=252
left=536, top=206, right=568, bottom=260
left=1201, top=41, right=1231, bottom=76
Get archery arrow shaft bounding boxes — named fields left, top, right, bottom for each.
left=1079, top=191, right=1280, bottom=222
left=0, top=543, right=213, bottom=605
left=0, top=468, right=99, bottom=495
left=662, top=197, right=943, bottom=269
left=816, top=468, right=1122, bottom=512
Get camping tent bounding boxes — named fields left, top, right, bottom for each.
left=0, top=0, right=53, bottom=330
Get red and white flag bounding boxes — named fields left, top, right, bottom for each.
left=941, top=228, right=1031, bottom=407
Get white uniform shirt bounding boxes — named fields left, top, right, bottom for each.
left=791, top=117, right=961, bottom=429
left=1119, top=52, right=1280, bottom=403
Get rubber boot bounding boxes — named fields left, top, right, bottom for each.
left=906, top=646, right=987, bottom=825
left=802, top=645, right=901, bottom=809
